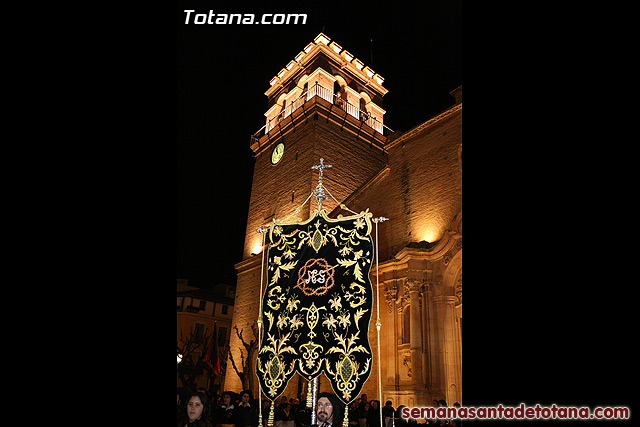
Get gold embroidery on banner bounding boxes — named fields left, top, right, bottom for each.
left=325, top=330, right=371, bottom=402
left=258, top=209, right=375, bottom=403
left=311, top=228, right=324, bottom=252
left=258, top=332, right=298, bottom=397
left=300, top=302, right=325, bottom=337
left=299, top=340, right=323, bottom=372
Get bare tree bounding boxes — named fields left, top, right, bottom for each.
left=177, top=327, right=211, bottom=393
left=228, top=323, right=258, bottom=392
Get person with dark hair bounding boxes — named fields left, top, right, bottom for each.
left=436, top=400, right=447, bottom=426
left=216, top=392, right=236, bottom=427
left=367, top=400, right=380, bottom=427
left=428, top=400, right=439, bottom=425
left=450, top=403, right=461, bottom=427
left=348, top=401, right=359, bottom=427
left=394, top=406, right=407, bottom=427
left=357, top=395, right=368, bottom=427
left=275, top=401, right=295, bottom=427
left=237, top=390, right=258, bottom=427
left=179, top=392, right=213, bottom=427
left=294, top=400, right=312, bottom=427
left=314, top=392, right=343, bottom=427
left=381, top=401, right=394, bottom=427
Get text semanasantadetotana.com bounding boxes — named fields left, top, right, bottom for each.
left=401, top=403, right=630, bottom=420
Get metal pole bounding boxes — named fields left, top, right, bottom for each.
left=311, top=376, right=318, bottom=425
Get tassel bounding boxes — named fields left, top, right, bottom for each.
left=307, top=381, right=313, bottom=408
left=343, top=405, right=349, bottom=427
left=268, top=401, right=275, bottom=427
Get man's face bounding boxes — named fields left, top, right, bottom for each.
left=242, top=393, right=250, bottom=403
left=223, top=395, right=231, bottom=405
left=317, top=397, right=334, bottom=424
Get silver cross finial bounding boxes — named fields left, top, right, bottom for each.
left=311, top=158, right=332, bottom=185
left=311, top=158, right=332, bottom=208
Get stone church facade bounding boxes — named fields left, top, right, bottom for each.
left=225, top=33, right=462, bottom=408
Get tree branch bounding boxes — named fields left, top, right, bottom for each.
left=228, top=348, right=246, bottom=383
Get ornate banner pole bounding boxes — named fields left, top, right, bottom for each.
left=372, top=216, right=389, bottom=427
left=256, top=226, right=268, bottom=427
left=311, top=376, right=318, bottom=425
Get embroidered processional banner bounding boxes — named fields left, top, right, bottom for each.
left=256, top=208, right=374, bottom=404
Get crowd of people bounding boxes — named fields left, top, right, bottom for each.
left=177, top=388, right=460, bottom=427
left=177, top=388, right=311, bottom=427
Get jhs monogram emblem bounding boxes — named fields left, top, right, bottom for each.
left=305, top=269, right=326, bottom=284
left=296, top=257, right=334, bottom=296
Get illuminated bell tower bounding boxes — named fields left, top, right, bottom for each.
left=225, top=33, right=392, bottom=395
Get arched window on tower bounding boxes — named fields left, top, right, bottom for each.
left=359, top=97, right=369, bottom=122
left=333, top=81, right=345, bottom=109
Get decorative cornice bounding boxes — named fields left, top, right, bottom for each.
left=265, top=33, right=387, bottom=98
left=377, top=230, right=461, bottom=274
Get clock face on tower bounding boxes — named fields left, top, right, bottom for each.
left=271, top=142, right=285, bottom=164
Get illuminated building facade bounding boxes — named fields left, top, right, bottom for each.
left=177, top=279, right=235, bottom=391
left=226, top=33, right=462, bottom=408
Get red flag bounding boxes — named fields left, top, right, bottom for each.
left=205, top=323, right=221, bottom=375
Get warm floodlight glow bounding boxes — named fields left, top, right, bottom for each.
left=286, top=60, right=295, bottom=70
left=353, top=58, right=364, bottom=70
left=422, top=229, right=439, bottom=243
left=314, top=33, right=330, bottom=45
left=177, top=354, right=183, bottom=364
left=374, top=74, right=385, bottom=85
left=341, top=50, right=354, bottom=62
left=295, top=51, right=305, bottom=62
left=277, top=68, right=286, bottom=79
left=269, top=76, right=279, bottom=86
left=252, top=243, right=263, bottom=255
left=304, top=42, right=314, bottom=53
left=329, top=41, right=342, bottom=54
left=364, top=66, right=375, bottom=78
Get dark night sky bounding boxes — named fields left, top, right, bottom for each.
left=177, top=1, right=462, bottom=289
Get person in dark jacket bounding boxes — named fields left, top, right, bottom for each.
left=348, top=401, right=360, bottom=427
left=236, top=391, right=259, bottom=427
left=275, top=402, right=296, bottom=427
left=367, top=400, right=381, bottom=427
left=357, top=395, right=368, bottom=427
left=216, top=392, right=236, bottom=427
left=295, top=402, right=312, bottom=427
left=381, top=401, right=394, bottom=427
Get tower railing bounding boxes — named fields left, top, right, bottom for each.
left=250, top=82, right=393, bottom=145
